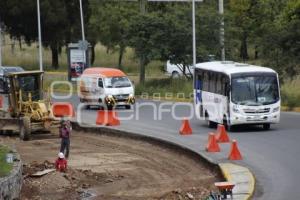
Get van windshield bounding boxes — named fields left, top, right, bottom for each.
left=231, top=75, right=279, bottom=105
left=104, top=76, right=132, bottom=88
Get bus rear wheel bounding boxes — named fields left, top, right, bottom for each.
left=205, top=113, right=214, bottom=128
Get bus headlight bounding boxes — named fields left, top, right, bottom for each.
left=233, top=105, right=240, bottom=113
left=273, top=107, right=280, bottom=113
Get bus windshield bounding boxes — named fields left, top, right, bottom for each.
left=231, top=75, right=279, bottom=105
left=104, top=76, right=132, bottom=88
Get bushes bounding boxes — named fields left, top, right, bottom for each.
left=281, top=78, right=300, bottom=110
left=281, top=91, right=300, bottom=110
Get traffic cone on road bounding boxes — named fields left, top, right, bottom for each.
left=179, top=118, right=192, bottom=135
left=96, top=110, right=120, bottom=126
left=52, top=102, right=75, bottom=118
left=107, top=111, right=120, bottom=126
left=228, top=140, right=243, bottom=160
left=206, top=133, right=220, bottom=152
left=216, top=124, right=230, bottom=143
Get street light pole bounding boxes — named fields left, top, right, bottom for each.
left=192, top=0, right=196, bottom=68
left=37, top=0, right=43, bottom=71
left=0, top=21, right=2, bottom=67
left=219, top=0, right=225, bottom=61
left=79, top=0, right=85, bottom=41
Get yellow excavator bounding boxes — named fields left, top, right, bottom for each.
left=0, top=71, right=60, bottom=140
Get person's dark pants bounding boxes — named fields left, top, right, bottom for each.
left=60, top=138, right=70, bottom=158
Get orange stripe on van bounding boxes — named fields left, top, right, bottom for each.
left=83, top=67, right=126, bottom=77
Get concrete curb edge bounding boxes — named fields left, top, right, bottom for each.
left=219, top=163, right=255, bottom=200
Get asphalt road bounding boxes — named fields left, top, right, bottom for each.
left=3, top=94, right=300, bottom=199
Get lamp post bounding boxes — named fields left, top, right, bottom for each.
left=0, top=21, right=2, bottom=67
left=192, top=0, right=196, bottom=68
left=37, top=0, right=43, bottom=71
left=219, top=0, right=225, bottom=61
left=79, top=0, right=85, bottom=42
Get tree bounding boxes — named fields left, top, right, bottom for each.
left=227, top=0, right=260, bottom=61
left=259, top=0, right=300, bottom=79
left=89, top=1, right=138, bottom=69
left=128, top=13, right=171, bottom=84
left=0, top=0, right=90, bottom=69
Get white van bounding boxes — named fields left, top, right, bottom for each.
left=79, top=67, right=135, bottom=109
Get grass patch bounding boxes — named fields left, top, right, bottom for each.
left=0, top=146, right=13, bottom=177
left=135, top=78, right=193, bottom=100
left=1, top=36, right=164, bottom=75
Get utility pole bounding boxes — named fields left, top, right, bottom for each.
left=79, top=0, right=85, bottom=41
left=219, top=0, right=225, bottom=61
left=0, top=21, right=2, bottom=67
left=37, top=0, right=43, bottom=71
left=140, top=0, right=146, bottom=14
left=192, top=0, right=196, bottom=68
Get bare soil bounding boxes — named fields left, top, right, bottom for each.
left=0, top=130, right=218, bottom=200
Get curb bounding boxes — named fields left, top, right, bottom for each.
left=219, top=163, right=255, bottom=200
left=71, top=122, right=255, bottom=199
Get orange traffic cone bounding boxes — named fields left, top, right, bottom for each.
left=106, top=111, right=120, bottom=126
left=52, top=102, right=75, bottom=118
left=206, top=133, right=220, bottom=152
left=96, top=110, right=120, bottom=126
left=216, top=124, right=230, bottom=143
left=228, top=140, right=243, bottom=160
left=179, top=118, right=192, bottom=135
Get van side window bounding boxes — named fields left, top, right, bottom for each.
left=98, top=78, right=103, bottom=88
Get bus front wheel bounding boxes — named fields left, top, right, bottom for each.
left=263, top=124, right=270, bottom=130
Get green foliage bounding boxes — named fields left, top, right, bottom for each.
left=135, top=78, right=193, bottom=98
left=0, top=0, right=90, bottom=69
left=0, top=146, right=13, bottom=177
left=0, top=0, right=299, bottom=80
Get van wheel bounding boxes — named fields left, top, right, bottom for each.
left=20, top=116, right=31, bottom=141
left=263, top=124, right=270, bottom=130
left=171, top=71, right=180, bottom=78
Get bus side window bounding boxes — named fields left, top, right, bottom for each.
left=203, top=71, right=209, bottom=91
left=209, top=72, right=216, bottom=93
left=216, top=74, right=222, bottom=94
left=196, top=71, right=203, bottom=90
left=98, top=78, right=103, bottom=88
left=224, top=78, right=230, bottom=97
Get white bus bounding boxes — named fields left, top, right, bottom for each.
left=194, top=61, right=280, bottom=130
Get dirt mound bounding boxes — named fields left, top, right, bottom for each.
left=2, top=131, right=218, bottom=200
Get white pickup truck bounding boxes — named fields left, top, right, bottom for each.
left=164, top=60, right=194, bottom=78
